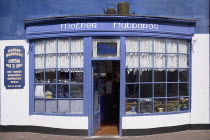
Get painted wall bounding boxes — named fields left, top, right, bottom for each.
left=0, top=0, right=209, bottom=40
left=0, top=40, right=88, bottom=129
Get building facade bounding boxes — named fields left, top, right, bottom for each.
left=0, top=0, right=209, bottom=136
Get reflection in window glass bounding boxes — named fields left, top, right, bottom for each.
left=154, top=84, right=166, bottom=97
left=45, top=69, right=56, bottom=83
left=140, top=70, right=152, bottom=82
left=70, top=84, right=83, bottom=98
left=125, top=99, right=139, bottom=114
left=167, top=70, right=178, bottom=82
left=179, top=69, right=188, bottom=82
left=57, top=85, right=69, bottom=98
left=140, top=99, right=152, bottom=113
left=45, top=85, right=56, bottom=98
left=154, top=69, right=166, bottom=82
left=126, top=69, right=139, bottom=82
left=58, top=69, right=69, bottom=83
left=140, top=84, right=152, bottom=98
left=154, top=98, right=166, bottom=113
left=167, top=98, right=178, bottom=112
left=71, top=70, right=83, bottom=83
left=126, top=84, right=139, bottom=98
left=179, top=83, right=188, bottom=96
left=35, top=69, right=44, bottom=83
left=167, top=83, right=178, bottom=97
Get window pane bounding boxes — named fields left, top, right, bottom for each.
left=126, top=53, right=139, bottom=67
left=167, top=69, right=178, bottom=82
left=58, top=100, right=69, bottom=114
left=34, top=84, right=44, bottom=97
left=71, top=39, right=84, bottom=52
left=45, top=84, right=56, bottom=98
left=140, top=69, right=152, bottom=82
left=167, top=54, right=178, bottom=68
left=46, top=54, right=56, bottom=68
left=70, top=84, right=83, bottom=98
left=154, top=84, right=166, bottom=97
left=140, top=53, right=152, bottom=67
left=35, top=69, right=44, bottom=83
left=58, top=54, right=70, bottom=68
left=45, top=69, right=56, bottom=83
left=179, top=40, right=188, bottom=53
left=179, top=54, right=188, bottom=68
left=179, top=83, right=188, bottom=96
left=140, top=99, right=152, bottom=113
left=46, top=40, right=56, bottom=53
left=126, top=69, right=139, bottom=83
left=167, top=98, right=178, bottom=112
left=58, top=39, right=70, bottom=53
left=126, top=38, right=139, bottom=52
left=71, top=70, right=83, bottom=83
left=35, top=55, right=44, bottom=69
left=180, top=97, right=189, bottom=111
left=154, top=38, right=165, bottom=53
left=140, top=84, right=152, bottom=98
left=167, top=83, right=178, bottom=97
left=125, top=99, right=139, bottom=114
left=58, top=85, right=69, bottom=98
left=179, top=69, right=189, bottom=82
left=58, top=69, right=69, bottom=83
left=70, top=53, right=83, bottom=68
left=34, top=99, right=45, bottom=113
left=154, top=54, right=165, bottom=67
left=35, top=41, right=44, bottom=54
left=167, top=39, right=177, bottom=53
left=154, top=69, right=166, bottom=82
left=46, top=100, right=57, bottom=113
left=154, top=98, right=166, bottom=113
left=140, top=38, right=152, bottom=52
left=70, top=100, right=83, bottom=114
left=126, top=84, right=139, bottom=98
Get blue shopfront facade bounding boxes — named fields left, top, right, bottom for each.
left=25, top=15, right=196, bottom=136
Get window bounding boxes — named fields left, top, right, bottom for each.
left=125, top=37, right=190, bottom=115
left=33, top=38, right=84, bottom=114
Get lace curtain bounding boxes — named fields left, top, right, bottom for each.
left=92, top=39, right=120, bottom=58
left=126, top=38, right=188, bottom=72
left=34, top=39, right=84, bottom=71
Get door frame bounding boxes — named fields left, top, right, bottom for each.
left=87, top=37, right=126, bottom=136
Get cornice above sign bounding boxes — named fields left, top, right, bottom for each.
left=25, top=16, right=196, bottom=39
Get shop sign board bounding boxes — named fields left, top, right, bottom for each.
left=4, top=46, right=25, bottom=89
left=97, top=42, right=117, bottom=55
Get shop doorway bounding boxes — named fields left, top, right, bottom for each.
left=92, top=60, right=120, bottom=136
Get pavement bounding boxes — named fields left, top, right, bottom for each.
left=0, top=130, right=210, bottom=140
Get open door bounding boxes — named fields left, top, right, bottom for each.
left=92, top=61, right=101, bottom=135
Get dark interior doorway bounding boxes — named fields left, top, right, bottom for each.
left=93, top=60, right=120, bottom=135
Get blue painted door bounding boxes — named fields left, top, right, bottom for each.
left=92, top=62, right=101, bottom=135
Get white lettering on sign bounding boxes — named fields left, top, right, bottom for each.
left=114, top=22, right=158, bottom=30
left=61, top=23, right=98, bottom=30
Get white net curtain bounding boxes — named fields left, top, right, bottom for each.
left=126, top=38, right=188, bottom=72
left=34, top=39, right=84, bottom=70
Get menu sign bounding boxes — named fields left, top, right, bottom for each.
left=4, top=46, right=25, bottom=89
